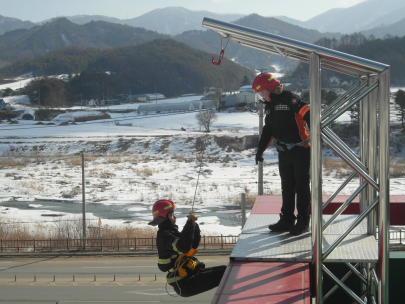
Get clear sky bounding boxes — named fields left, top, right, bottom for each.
left=0, top=0, right=367, bottom=23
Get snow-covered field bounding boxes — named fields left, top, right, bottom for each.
left=1, top=79, right=404, bottom=237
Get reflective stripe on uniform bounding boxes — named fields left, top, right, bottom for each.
left=172, top=239, right=183, bottom=255
left=158, top=258, right=171, bottom=264
left=167, top=276, right=183, bottom=284
left=159, top=254, right=178, bottom=264
left=268, top=76, right=274, bottom=82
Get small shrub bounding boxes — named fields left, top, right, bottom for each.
left=390, top=160, right=405, bottom=177
left=65, top=157, right=82, bottom=166
left=0, top=158, right=27, bottom=167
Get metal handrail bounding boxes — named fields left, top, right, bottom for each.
left=321, top=81, right=362, bottom=118
left=322, top=134, right=379, bottom=191
left=323, top=127, right=367, bottom=172
left=321, top=81, right=379, bottom=128
left=371, top=268, right=379, bottom=288
left=0, top=235, right=238, bottom=253
left=346, top=262, right=368, bottom=285
left=323, top=263, right=359, bottom=301
left=202, top=18, right=388, bottom=76
left=323, top=197, right=379, bottom=260
left=323, top=182, right=368, bottom=232
left=322, top=172, right=357, bottom=211
left=323, top=264, right=365, bottom=304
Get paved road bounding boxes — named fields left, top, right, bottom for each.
left=0, top=255, right=230, bottom=304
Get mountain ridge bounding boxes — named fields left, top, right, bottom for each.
left=276, top=0, right=405, bottom=34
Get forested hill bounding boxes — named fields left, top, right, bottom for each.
left=281, top=34, right=405, bottom=87
left=0, top=39, right=255, bottom=97
left=0, top=17, right=169, bottom=66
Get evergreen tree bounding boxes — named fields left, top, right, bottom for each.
left=240, top=75, right=251, bottom=87
left=25, top=77, right=67, bottom=108
left=395, top=89, right=405, bottom=129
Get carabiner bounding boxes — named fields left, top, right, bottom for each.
left=212, top=37, right=228, bottom=66
left=212, top=49, right=224, bottom=66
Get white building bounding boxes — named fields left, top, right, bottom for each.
left=145, top=93, right=165, bottom=101
left=239, top=84, right=254, bottom=93
left=137, top=102, right=194, bottom=114
left=236, top=91, right=257, bottom=104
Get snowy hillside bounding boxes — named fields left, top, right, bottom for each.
left=1, top=80, right=405, bottom=237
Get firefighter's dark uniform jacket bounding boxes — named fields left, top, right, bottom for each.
left=258, top=90, right=310, bottom=154
left=157, top=218, right=203, bottom=284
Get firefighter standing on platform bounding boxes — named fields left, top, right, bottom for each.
left=149, top=199, right=226, bottom=297
left=253, top=73, right=311, bottom=235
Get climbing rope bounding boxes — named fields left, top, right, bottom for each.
left=191, top=134, right=208, bottom=213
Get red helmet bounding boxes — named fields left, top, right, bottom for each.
left=252, top=73, right=280, bottom=93
left=148, top=199, right=176, bottom=226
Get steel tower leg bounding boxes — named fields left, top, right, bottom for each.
left=360, top=76, right=369, bottom=297
left=378, top=69, right=390, bottom=304
left=258, top=102, right=264, bottom=195
left=309, top=52, right=322, bottom=303
left=360, top=76, right=369, bottom=214
left=367, top=74, right=378, bottom=303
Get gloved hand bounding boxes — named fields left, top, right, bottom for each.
left=255, top=151, right=264, bottom=165
left=187, top=212, right=198, bottom=225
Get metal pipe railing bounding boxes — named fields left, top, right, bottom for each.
left=323, top=127, right=366, bottom=172
left=202, top=16, right=391, bottom=304
left=345, top=263, right=368, bottom=285
left=323, top=197, right=379, bottom=260
left=378, top=68, right=390, bottom=304
left=321, top=81, right=379, bottom=129
left=202, top=18, right=388, bottom=76
left=321, top=81, right=366, bottom=119
left=370, top=268, right=379, bottom=289
left=323, top=182, right=368, bottom=232
left=323, top=263, right=359, bottom=302
left=322, top=171, right=357, bottom=211
left=367, top=75, right=379, bottom=236
left=0, top=236, right=238, bottom=252
left=322, top=134, right=378, bottom=191
left=309, top=52, right=323, bottom=304
left=323, top=265, right=365, bottom=304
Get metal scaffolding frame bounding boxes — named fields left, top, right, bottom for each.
left=202, top=17, right=390, bottom=303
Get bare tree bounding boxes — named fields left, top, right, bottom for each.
left=195, top=108, right=217, bottom=132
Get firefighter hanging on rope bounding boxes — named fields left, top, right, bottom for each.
left=149, top=200, right=227, bottom=297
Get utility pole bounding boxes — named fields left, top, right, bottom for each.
left=38, top=86, right=41, bottom=108
left=82, top=154, right=86, bottom=250
left=80, top=93, right=82, bottom=109
left=155, top=84, right=157, bottom=104
left=257, top=68, right=267, bottom=74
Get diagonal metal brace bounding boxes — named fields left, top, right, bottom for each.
left=323, top=264, right=365, bottom=304
left=322, top=133, right=378, bottom=191
left=323, top=196, right=379, bottom=260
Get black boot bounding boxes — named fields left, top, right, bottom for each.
left=289, top=215, right=310, bottom=235
left=269, top=213, right=296, bottom=232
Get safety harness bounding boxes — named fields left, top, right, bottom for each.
left=166, top=248, right=200, bottom=284
left=275, top=138, right=311, bottom=151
